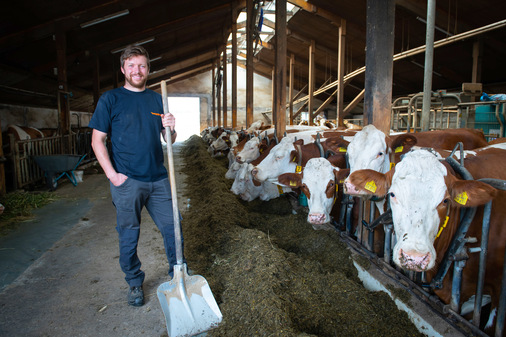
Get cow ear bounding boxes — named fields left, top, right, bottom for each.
left=289, top=149, right=299, bottom=164
left=391, top=134, right=418, bottom=154
left=449, top=180, right=498, bottom=207
left=347, top=169, right=391, bottom=196
left=335, top=168, right=350, bottom=185
left=294, top=139, right=304, bottom=146
left=278, top=172, right=302, bottom=188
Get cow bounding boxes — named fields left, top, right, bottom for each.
left=278, top=157, right=347, bottom=228
left=344, top=145, right=506, bottom=333
left=344, top=125, right=490, bottom=253
left=250, top=134, right=350, bottom=184
left=208, top=131, right=239, bottom=157
left=231, top=162, right=291, bottom=201
left=6, top=125, right=45, bottom=140
left=227, top=128, right=331, bottom=180
left=346, top=125, right=489, bottom=176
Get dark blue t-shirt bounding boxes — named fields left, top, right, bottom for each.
left=89, top=87, right=168, bottom=182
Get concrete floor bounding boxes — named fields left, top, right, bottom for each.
left=0, top=142, right=188, bottom=337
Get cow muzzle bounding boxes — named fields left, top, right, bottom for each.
left=398, top=248, right=432, bottom=272
left=308, top=213, right=328, bottom=226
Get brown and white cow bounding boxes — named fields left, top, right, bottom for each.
left=346, top=125, right=488, bottom=176
left=278, top=157, right=348, bottom=227
left=7, top=125, right=45, bottom=140
left=345, top=145, right=506, bottom=332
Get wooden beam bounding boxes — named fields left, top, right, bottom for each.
left=246, top=0, right=254, bottom=127
left=222, top=48, right=228, bottom=128
left=212, top=61, right=216, bottom=126
left=288, top=0, right=342, bottom=26
left=336, top=19, right=346, bottom=127
left=274, top=0, right=287, bottom=138
left=364, top=0, right=395, bottom=133
left=55, top=27, right=70, bottom=141
left=289, top=54, right=295, bottom=125
left=343, top=89, right=365, bottom=115
left=232, top=7, right=238, bottom=128
left=308, top=40, right=315, bottom=125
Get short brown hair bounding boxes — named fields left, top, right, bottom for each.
left=120, top=45, right=150, bottom=70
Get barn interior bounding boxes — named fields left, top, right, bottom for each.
left=1, top=1, right=506, bottom=336
left=1, top=0, right=505, bottom=119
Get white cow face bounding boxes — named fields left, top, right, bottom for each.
left=230, top=163, right=262, bottom=201
left=280, top=158, right=339, bottom=226
left=389, top=150, right=448, bottom=272
left=236, top=137, right=260, bottom=163
left=347, top=125, right=390, bottom=174
left=251, top=138, right=301, bottom=182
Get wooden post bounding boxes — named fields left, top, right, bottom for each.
left=274, top=0, right=287, bottom=138
left=246, top=0, right=254, bottom=127
left=308, top=40, right=315, bottom=125
left=289, top=54, right=295, bottom=125
left=212, top=62, right=216, bottom=126
left=55, top=27, right=71, bottom=154
left=364, top=0, right=395, bottom=133
left=93, top=54, right=100, bottom=111
left=223, top=49, right=228, bottom=128
left=217, top=60, right=222, bottom=127
left=231, top=7, right=238, bottom=129
left=336, top=19, right=346, bottom=127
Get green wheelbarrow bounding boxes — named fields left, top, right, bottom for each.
left=34, top=154, right=87, bottom=190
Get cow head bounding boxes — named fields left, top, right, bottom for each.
left=347, top=124, right=391, bottom=174
left=345, top=149, right=497, bottom=272
left=279, top=158, right=341, bottom=226
left=251, top=138, right=304, bottom=183
left=235, top=137, right=260, bottom=164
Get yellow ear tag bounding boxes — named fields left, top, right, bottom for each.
left=395, top=146, right=404, bottom=153
left=295, top=165, right=302, bottom=173
left=259, top=148, right=263, bottom=153
left=292, top=156, right=297, bottom=162
left=454, top=191, right=468, bottom=205
left=335, top=184, right=339, bottom=193
left=338, top=147, right=347, bottom=153
left=390, top=162, right=395, bottom=170
left=365, top=180, right=377, bottom=193
left=277, top=185, right=284, bottom=194
left=436, top=216, right=450, bottom=239
left=289, top=180, right=297, bottom=187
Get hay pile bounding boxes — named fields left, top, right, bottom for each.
left=180, top=136, right=424, bottom=337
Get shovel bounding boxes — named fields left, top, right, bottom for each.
left=157, top=80, right=222, bottom=336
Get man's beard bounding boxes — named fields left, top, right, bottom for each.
left=125, top=73, right=147, bottom=89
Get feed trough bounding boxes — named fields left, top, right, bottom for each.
left=34, top=154, right=87, bottom=190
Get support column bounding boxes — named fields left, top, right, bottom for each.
left=336, top=19, right=346, bottom=127
left=289, top=54, right=295, bottom=125
left=93, top=54, right=100, bottom=111
left=55, top=27, right=70, bottom=145
left=231, top=7, right=238, bottom=128
left=308, top=40, right=315, bottom=125
left=246, top=0, right=254, bottom=127
left=421, top=0, right=436, bottom=132
left=364, top=0, right=395, bottom=133
left=274, top=0, right=287, bottom=138
left=223, top=49, right=228, bottom=128
left=212, top=62, right=216, bottom=126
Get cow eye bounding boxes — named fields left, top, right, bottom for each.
left=389, top=192, right=395, bottom=198
left=443, top=198, right=449, bottom=204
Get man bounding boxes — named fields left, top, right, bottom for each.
left=90, top=45, right=182, bottom=307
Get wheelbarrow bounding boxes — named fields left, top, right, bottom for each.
left=34, top=154, right=87, bottom=190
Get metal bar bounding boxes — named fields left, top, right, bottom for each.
left=450, top=259, right=466, bottom=312
left=472, top=201, right=492, bottom=327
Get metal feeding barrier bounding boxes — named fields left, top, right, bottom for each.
left=334, top=143, right=506, bottom=337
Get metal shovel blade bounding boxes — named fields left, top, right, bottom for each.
left=157, top=263, right=222, bottom=337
